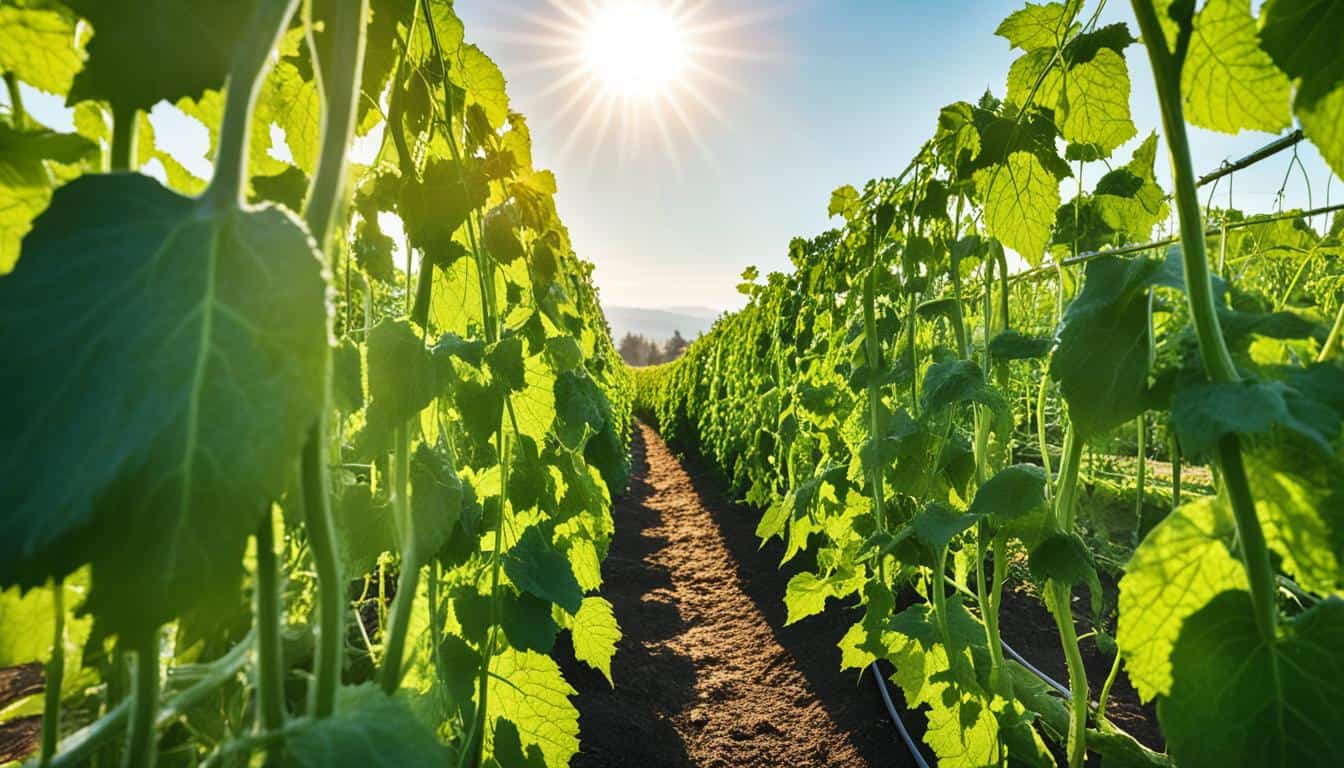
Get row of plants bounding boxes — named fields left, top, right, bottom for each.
left=637, top=1, right=1343, bottom=766
left=1, top=1, right=630, bottom=766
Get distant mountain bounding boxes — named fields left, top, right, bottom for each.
left=604, top=305, right=721, bottom=343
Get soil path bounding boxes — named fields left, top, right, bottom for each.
left=555, top=422, right=907, bottom=767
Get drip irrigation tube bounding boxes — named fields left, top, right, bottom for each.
left=870, top=661, right=932, bottom=768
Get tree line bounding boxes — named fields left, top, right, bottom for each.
left=617, top=330, right=689, bottom=367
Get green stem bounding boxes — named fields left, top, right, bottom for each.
left=1049, top=425, right=1087, bottom=767
left=862, top=266, right=888, bottom=575
left=1096, top=647, right=1123, bottom=726
left=1319, top=301, right=1344, bottom=362
left=1133, top=415, right=1147, bottom=543
left=1132, top=0, right=1275, bottom=641
left=299, top=432, right=342, bottom=718
left=297, top=0, right=368, bottom=718
left=379, top=426, right=419, bottom=694
left=121, top=630, right=159, bottom=768
left=1048, top=581, right=1089, bottom=768
left=5, top=72, right=28, bottom=128
left=41, top=580, right=65, bottom=765
left=253, top=508, right=286, bottom=750
left=44, top=632, right=253, bottom=768
left=110, top=105, right=137, bottom=172
left=207, top=0, right=297, bottom=210
left=1168, top=431, right=1182, bottom=508
left=1037, top=372, right=1053, bottom=495
left=303, top=0, right=368, bottom=248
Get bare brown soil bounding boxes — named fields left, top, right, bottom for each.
left=555, top=422, right=905, bottom=767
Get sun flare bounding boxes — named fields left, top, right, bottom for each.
left=477, top=0, right=778, bottom=168
left=582, top=3, right=689, bottom=99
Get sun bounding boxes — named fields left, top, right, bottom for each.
left=470, top=0, right=780, bottom=168
left=581, top=3, right=689, bottom=100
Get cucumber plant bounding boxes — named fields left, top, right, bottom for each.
left=638, top=1, right=1344, bottom=766
left=1, top=1, right=632, bottom=766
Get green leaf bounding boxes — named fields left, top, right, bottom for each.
left=921, top=359, right=1002, bottom=413
left=1050, top=255, right=1161, bottom=440
left=1258, top=0, right=1344, bottom=109
left=1260, top=0, right=1344, bottom=176
left=487, top=336, right=526, bottom=392
left=968, top=464, right=1047, bottom=523
left=66, top=0, right=255, bottom=112
left=1159, top=592, right=1344, bottom=767
left=282, top=683, right=452, bottom=767
left=332, top=480, right=394, bottom=577
left=996, top=1, right=1074, bottom=51
left=503, top=526, right=584, bottom=615
left=333, top=338, right=364, bottom=413
left=1117, top=498, right=1248, bottom=702
left=0, top=174, right=327, bottom=635
left=1182, top=0, right=1292, bottom=133
left=1171, top=378, right=1337, bottom=461
left=257, top=57, right=322, bottom=175
left=399, top=158, right=488, bottom=258
left=543, top=336, right=584, bottom=372
left=987, top=330, right=1053, bottom=361
left=486, top=649, right=580, bottom=767
left=1028, top=532, right=1095, bottom=586
left=912, top=503, right=980, bottom=551
left=409, top=444, right=461, bottom=558
left=1058, top=47, right=1137, bottom=155
left=0, top=123, right=98, bottom=273
left=1296, top=81, right=1344, bottom=178
left=1094, top=133, right=1168, bottom=240
left=553, top=370, right=607, bottom=450
left=569, top=596, right=620, bottom=686
left=0, top=3, right=86, bottom=93
left=783, top=569, right=863, bottom=625
left=974, top=152, right=1059, bottom=266
left=365, top=318, right=437, bottom=440
left=1246, top=455, right=1343, bottom=596
left=1007, top=47, right=1063, bottom=109
left=827, top=184, right=860, bottom=219
left=498, top=590, right=559, bottom=654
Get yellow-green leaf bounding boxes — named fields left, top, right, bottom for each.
left=1117, top=498, right=1248, bottom=702
left=974, top=151, right=1059, bottom=266
left=1182, top=0, right=1292, bottom=133
left=1058, top=48, right=1136, bottom=154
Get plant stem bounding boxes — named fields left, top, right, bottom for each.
left=41, top=580, right=65, bottom=765
left=253, top=508, right=286, bottom=752
left=300, top=432, right=342, bottom=718
left=207, top=0, right=297, bottom=210
left=1131, top=0, right=1276, bottom=642
left=1096, top=648, right=1123, bottom=726
left=296, top=0, right=368, bottom=718
left=1319, top=301, right=1344, bottom=362
left=44, top=632, right=253, bottom=768
left=379, top=426, right=419, bottom=694
left=303, top=0, right=368, bottom=249
left=1133, top=415, right=1147, bottom=543
left=862, top=264, right=888, bottom=583
left=6, top=72, right=28, bottom=128
left=121, top=630, right=159, bottom=768
left=1048, top=425, right=1087, bottom=767
left=110, top=105, right=137, bottom=172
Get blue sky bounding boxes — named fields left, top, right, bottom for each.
left=14, top=0, right=1335, bottom=312
left=460, top=0, right=1335, bottom=311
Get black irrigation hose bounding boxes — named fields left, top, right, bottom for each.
left=870, top=661, right=932, bottom=768
left=870, top=643, right=1074, bottom=768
